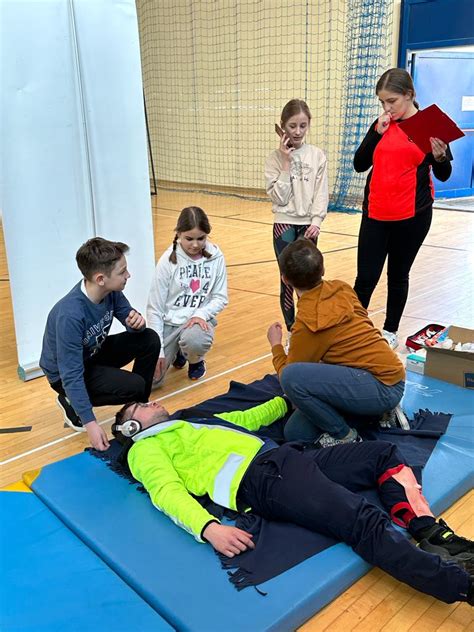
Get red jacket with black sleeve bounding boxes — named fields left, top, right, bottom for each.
left=354, top=116, right=452, bottom=221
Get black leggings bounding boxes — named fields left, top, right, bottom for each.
left=354, top=209, right=432, bottom=332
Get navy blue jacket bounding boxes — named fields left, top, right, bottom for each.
left=40, top=281, right=139, bottom=423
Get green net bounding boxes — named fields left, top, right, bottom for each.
left=137, top=0, right=394, bottom=211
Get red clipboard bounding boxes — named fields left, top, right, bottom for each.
left=398, top=104, right=464, bottom=154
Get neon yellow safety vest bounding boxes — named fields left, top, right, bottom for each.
left=128, top=396, right=288, bottom=541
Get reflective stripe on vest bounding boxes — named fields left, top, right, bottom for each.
left=212, top=452, right=246, bottom=506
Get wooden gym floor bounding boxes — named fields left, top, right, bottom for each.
left=0, top=189, right=473, bottom=630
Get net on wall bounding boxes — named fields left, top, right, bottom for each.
left=137, top=0, right=394, bottom=211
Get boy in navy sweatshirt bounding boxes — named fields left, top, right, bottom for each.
left=40, top=238, right=160, bottom=450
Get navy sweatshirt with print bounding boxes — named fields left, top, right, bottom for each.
left=40, top=281, right=140, bottom=423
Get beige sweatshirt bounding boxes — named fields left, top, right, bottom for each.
left=265, top=143, right=328, bottom=227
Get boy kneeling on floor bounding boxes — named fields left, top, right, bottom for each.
left=40, top=237, right=160, bottom=451
left=267, top=239, right=405, bottom=447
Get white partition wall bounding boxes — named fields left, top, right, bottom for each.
left=0, top=0, right=155, bottom=380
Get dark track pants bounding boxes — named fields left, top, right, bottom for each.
left=238, top=441, right=469, bottom=603
left=354, top=209, right=432, bottom=332
left=52, top=328, right=160, bottom=406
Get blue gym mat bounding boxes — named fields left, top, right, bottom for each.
left=25, top=373, right=473, bottom=631
left=0, top=490, right=172, bottom=632
left=402, top=373, right=474, bottom=514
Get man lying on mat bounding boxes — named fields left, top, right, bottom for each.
left=112, top=396, right=474, bottom=605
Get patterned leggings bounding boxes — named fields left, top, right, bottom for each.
left=273, top=223, right=318, bottom=330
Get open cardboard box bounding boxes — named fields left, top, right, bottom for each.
left=424, top=326, right=474, bottom=389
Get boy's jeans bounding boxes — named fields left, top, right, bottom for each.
left=280, top=362, right=405, bottom=441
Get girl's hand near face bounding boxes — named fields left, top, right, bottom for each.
left=430, top=137, right=447, bottom=162
left=279, top=133, right=294, bottom=168
left=376, top=112, right=391, bottom=135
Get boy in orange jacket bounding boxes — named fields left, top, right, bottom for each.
left=267, top=239, right=405, bottom=447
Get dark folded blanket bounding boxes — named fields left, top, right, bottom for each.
left=90, top=374, right=451, bottom=591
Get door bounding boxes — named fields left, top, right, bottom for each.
left=411, top=50, right=474, bottom=198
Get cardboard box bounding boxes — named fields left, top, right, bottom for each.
left=424, top=326, right=474, bottom=389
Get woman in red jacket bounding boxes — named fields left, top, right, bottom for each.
left=353, top=68, right=452, bottom=349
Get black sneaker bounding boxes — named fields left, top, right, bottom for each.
left=173, top=350, right=187, bottom=370
left=417, top=519, right=474, bottom=562
left=188, top=360, right=206, bottom=381
left=56, top=394, right=85, bottom=432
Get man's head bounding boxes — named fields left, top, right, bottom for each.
left=76, top=237, right=130, bottom=291
left=112, top=400, right=170, bottom=443
left=278, top=239, right=324, bottom=291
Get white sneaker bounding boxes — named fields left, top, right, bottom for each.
left=284, top=331, right=292, bottom=354
left=382, top=329, right=399, bottom=350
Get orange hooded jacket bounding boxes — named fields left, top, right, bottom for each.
left=272, top=280, right=405, bottom=385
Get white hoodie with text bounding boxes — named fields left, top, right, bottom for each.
left=147, top=242, right=228, bottom=357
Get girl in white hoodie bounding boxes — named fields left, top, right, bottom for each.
left=265, top=99, right=329, bottom=336
left=147, top=207, right=228, bottom=383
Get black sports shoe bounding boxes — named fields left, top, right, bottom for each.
left=188, top=360, right=206, bottom=381
left=173, top=350, right=187, bottom=369
left=417, top=519, right=474, bottom=562
left=56, top=394, right=85, bottom=432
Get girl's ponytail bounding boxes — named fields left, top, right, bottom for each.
left=169, top=233, right=179, bottom=264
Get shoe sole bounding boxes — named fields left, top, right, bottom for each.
left=56, top=398, right=86, bottom=433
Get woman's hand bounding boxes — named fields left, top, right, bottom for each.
left=376, top=112, right=391, bottom=135
left=430, top=137, right=447, bottom=162
left=304, top=225, right=320, bottom=240
left=184, top=317, right=209, bottom=331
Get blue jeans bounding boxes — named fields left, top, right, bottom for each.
left=280, top=363, right=405, bottom=441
